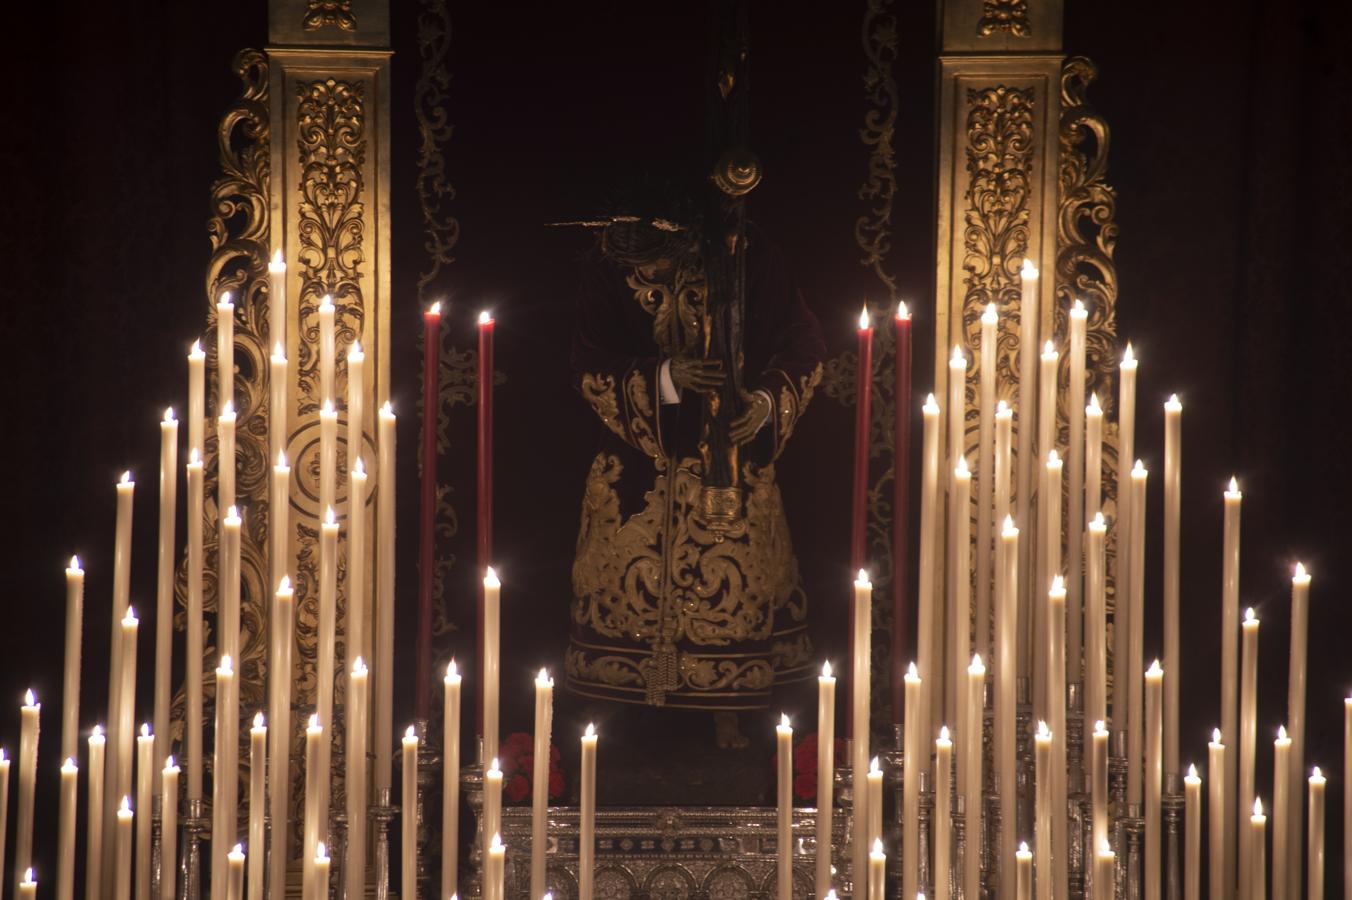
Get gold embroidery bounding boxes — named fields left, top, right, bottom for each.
left=623, top=370, right=661, bottom=459
left=769, top=363, right=824, bottom=449
left=625, top=262, right=707, bottom=357
left=580, top=373, right=625, bottom=443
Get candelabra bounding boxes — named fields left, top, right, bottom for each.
left=1161, top=775, right=1184, bottom=900
left=370, top=788, right=396, bottom=900
left=460, top=750, right=487, bottom=900
left=330, top=811, right=348, bottom=900
left=835, top=748, right=855, bottom=895
left=182, top=798, right=209, bottom=900
left=151, top=794, right=164, bottom=900
left=414, top=716, right=441, bottom=898
left=881, top=724, right=904, bottom=894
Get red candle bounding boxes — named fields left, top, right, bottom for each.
left=417, top=301, right=442, bottom=721
left=850, top=307, right=874, bottom=735
left=891, top=301, right=912, bottom=725
left=477, top=310, right=495, bottom=739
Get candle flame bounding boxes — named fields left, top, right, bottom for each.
left=951, top=344, right=964, bottom=364
left=352, top=657, right=367, bottom=676
left=23, top=689, right=35, bottom=707
left=997, top=399, right=1009, bottom=414
left=320, top=294, right=334, bottom=311
left=1312, top=766, right=1324, bottom=780
left=69, top=555, right=81, bottom=570
left=1050, top=574, right=1065, bottom=593
left=219, top=654, right=232, bottom=672
left=939, top=725, right=951, bottom=741
left=322, top=398, right=334, bottom=414
left=276, top=450, right=289, bottom=469
left=484, top=566, right=501, bottom=588
left=231, top=843, right=244, bottom=857
left=120, top=796, right=132, bottom=813
left=1043, top=339, right=1057, bottom=357
left=585, top=722, right=596, bottom=738
left=1020, top=259, right=1038, bottom=279
left=1228, top=476, right=1240, bottom=494
left=354, top=457, right=365, bottom=476
left=1133, top=459, right=1146, bottom=475
left=1252, top=797, right=1263, bottom=817
left=983, top=302, right=998, bottom=323
left=166, top=755, right=175, bottom=768
left=1099, top=838, right=1112, bottom=855
left=190, top=339, right=203, bottom=356
left=1277, top=724, right=1288, bottom=740
left=1123, top=342, right=1135, bottom=364
left=1094, top=720, right=1107, bottom=735
left=309, top=713, right=320, bottom=729
left=1166, top=393, right=1181, bottom=409
left=1019, top=841, right=1030, bottom=854
left=63, top=757, right=77, bottom=771
left=92, top=725, right=104, bottom=739
left=190, top=448, right=201, bottom=465
left=858, top=307, right=870, bottom=330
left=956, top=456, right=970, bottom=476
left=316, top=842, right=328, bottom=862
left=227, top=505, right=240, bottom=522
left=1047, top=449, right=1060, bottom=465
left=1089, top=392, right=1101, bottom=412
left=907, top=661, right=919, bottom=679
left=219, top=291, right=233, bottom=307
left=1036, top=720, right=1050, bottom=738
left=970, top=652, right=983, bottom=670
left=140, top=723, right=150, bottom=738
left=325, top=507, right=336, bottom=526
left=924, top=392, right=938, bottom=411
left=869, top=756, right=881, bottom=774
left=164, top=407, right=175, bottom=422
left=120, top=470, right=132, bottom=485
left=821, top=660, right=833, bottom=678
left=479, top=310, right=493, bottom=325
left=349, top=341, right=363, bottom=359
left=278, top=575, right=292, bottom=593
left=489, top=758, right=501, bottom=775
left=270, top=248, right=284, bottom=268
left=1147, top=659, right=1162, bottom=676
left=1073, top=298, right=1086, bottom=314
left=428, top=301, right=442, bottom=316
left=825, top=891, right=839, bottom=900
left=490, top=833, right=504, bottom=851
left=447, top=659, right=458, bottom=678
left=896, top=300, right=910, bottom=320
left=124, top=607, right=137, bottom=624
left=1092, top=512, right=1106, bottom=528
left=780, top=713, right=791, bottom=729
left=222, top=401, right=235, bottom=418
left=381, top=400, right=394, bottom=416
left=22, top=869, right=33, bottom=885
left=405, top=725, right=417, bottom=740
left=1294, top=561, right=1308, bottom=580
left=253, top=711, right=265, bottom=729
left=1187, top=763, right=1199, bottom=779
left=273, top=341, right=285, bottom=360
left=1212, top=727, right=1222, bottom=744
left=1244, top=607, right=1256, bottom=623
left=871, top=837, right=884, bottom=855
left=1002, top=515, right=1018, bottom=535
left=537, top=667, right=552, bottom=686
left=855, top=569, right=871, bottom=587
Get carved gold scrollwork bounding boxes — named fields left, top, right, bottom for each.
left=855, top=0, right=901, bottom=308
left=303, top=0, right=356, bottom=32
left=977, top=0, right=1031, bottom=37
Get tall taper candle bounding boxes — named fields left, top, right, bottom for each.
left=950, top=460, right=972, bottom=767
left=777, top=715, right=793, bottom=900
left=935, top=726, right=952, bottom=900
left=1287, top=563, right=1310, bottom=900
left=189, top=340, right=205, bottom=471
left=267, top=247, right=285, bottom=355
left=1146, top=661, right=1164, bottom=900
left=1033, top=342, right=1058, bottom=718
left=1273, top=727, right=1291, bottom=900
left=62, top=557, right=84, bottom=762
left=221, top=506, right=242, bottom=663
left=1209, top=730, right=1226, bottom=900
left=348, top=457, right=368, bottom=665
left=1035, top=446, right=1062, bottom=724
left=1066, top=300, right=1087, bottom=687
left=1016, top=261, right=1040, bottom=673
left=106, top=469, right=135, bottom=876
left=402, top=726, right=418, bottom=900
left=186, top=451, right=205, bottom=802
left=1162, top=396, right=1182, bottom=778
left=249, top=714, right=266, bottom=900
left=486, top=835, right=506, bottom=900
left=917, top=395, right=941, bottom=778
left=135, top=726, right=153, bottom=900
left=1086, top=514, right=1107, bottom=728
left=1126, top=461, right=1148, bottom=805
left=58, top=757, right=77, bottom=900
left=345, top=661, right=368, bottom=900
left=86, top=730, right=104, bottom=900
left=580, top=724, right=598, bottom=900
left=115, top=798, right=133, bottom=900
left=302, top=715, right=322, bottom=897
left=484, top=566, right=502, bottom=767
left=1251, top=798, right=1267, bottom=900
left=477, top=310, right=496, bottom=734
left=976, top=303, right=997, bottom=685
left=532, top=669, right=554, bottom=900
left=891, top=301, right=913, bottom=727
left=1085, top=393, right=1102, bottom=520
left=376, top=402, right=397, bottom=795
left=1018, top=843, right=1034, bottom=900
left=115, top=611, right=139, bottom=850
left=484, top=760, right=503, bottom=880
left=155, top=409, right=179, bottom=774
left=1092, top=721, right=1109, bottom=857
left=947, top=346, right=967, bottom=723
left=868, top=838, right=886, bottom=900
left=867, top=755, right=883, bottom=855
left=271, top=448, right=290, bottom=587
left=211, top=657, right=237, bottom=900
left=161, top=757, right=178, bottom=900
left=226, top=845, right=245, bottom=900
left=1116, top=346, right=1137, bottom=688
left=997, top=517, right=1020, bottom=900
left=1035, top=721, right=1052, bottom=900
left=852, top=569, right=874, bottom=892
left=269, top=577, right=294, bottom=900
left=313, top=844, right=330, bottom=900
left=1221, top=477, right=1241, bottom=900
left=216, top=292, right=235, bottom=414
left=347, top=341, right=365, bottom=480
left=815, top=664, right=836, bottom=899
left=965, top=656, right=985, bottom=900
left=318, top=295, right=335, bottom=409
left=1049, top=578, right=1069, bottom=900
left=269, top=345, right=289, bottom=572
left=417, top=304, right=441, bottom=725
left=219, top=403, right=237, bottom=518
left=1095, top=841, right=1114, bottom=900
left=320, top=400, right=337, bottom=533
left=1308, top=767, right=1324, bottom=900
left=852, top=308, right=875, bottom=575
left=992, top=401, right=1013, bottom=661
left=903, top=663, right=922, bottom=900
left=1345, top=698, right=1351, bottom=899
left=317, top=508, right=339, bottom=764
left=1239, top=610, right=1260, bottom=900
left=443, top=662, right=462, bottom=900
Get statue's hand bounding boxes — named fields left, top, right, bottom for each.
left=669, top=356, right=725, bottom=393
left=730, top=390, right=773, bottom=445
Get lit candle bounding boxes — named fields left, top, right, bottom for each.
left=935, top=726, right=952, bottom=900
left=186, top=450, right=205, bottom=802
left=1126, top=461, right=1149, bottom=806
left=949, top=461, right=971, bottom=751
left=313, top=843, right=330, bottom=900
left=189, top=339, right=206, bottom=475
left=486, top=833, right=507, bottom=900
left=580, top=723, right=598, bottom=900
left=1066, top=300, right=1087, bottom=692
left=115, top=797, right=133, bottom=900
left=271, top=449, right=290, bottom=590
left=86, top=729, right=105, bottom=900
left=226, top=844, right=245, bottom=900
left=484, top=566, right=502, bottom=765
left=1346, top=698, right=1351, bottom=900
left=945, top=361, right=964, bottom=729
left=947, top=337, right=966, bottom=529
left=1116, top=345, right=1137, bottom=691
left=964, top=656, right=984, bottom=900
left=219, top=402, right=237, bottom=517
left=1221, top=477, right=1241, bottom=900
left=1185, top=764, right=1201, bottom=900
left=317, top=507, right=339, bottom=787
left=346, top=661, right=368, bottom=900
left=1251, top=798, right=1268, bottom=900
left=319, top=294, right=335, bottom=406
left=1017, top=842, right=1033, bottom=900
left=868, top=837, right=886, bottom=900
left=418, top=303, right=442, bottom=728
left=217, top=291, right=235, bottom=411
left=1035, top=720, right=1052, bottom=900
left=1239, top=609, right=1260, bottom=900
left=221, top=504, right=242, bottom=664
left=1287, top=563, right=1311, bottom=900
left=402, top=725, right=419, bottom=900
left=1163, top=395, right=1182, bottom=779
left=269, top=344, right=289, bottom=553
left=976, top=303, right=998, bottom=685
left=852, top=309, right=876, bottom=577
left=161, top=757, right=179, bottom=900
left=1048, top=576, right=1069, bottom=900
left=918, top=395, right=941, bottom=762
left=348, top=457, right=368, bottom=665
left=375, top=401, right=397, bottom=795
left=1146, top=661, right=1164, bottom=900
left=107, top=470, right=135, bottom=854
left=816, top=663, right=836, bottom=900
left=903, top=662, right=922, bottom=900
left=302, top=714, right=322, bottom=896
left=154, top=409, right=179, bottom=776
left=996, top=517, right=1020, bottom=887
left=1308, top=767, right=1324, bottom=900
left=62, top=556, right=84, bottom=762
left=532, top=668, right=554, bottom=900
left=1016, top=261, right=1040, bottom=660
left=484, top=759, right=503, bottom=869
left=892, top=301, right=913, bottom=729
left=269, top=576, right=294, bottom=900
left=212, top=657, right=237, bottom=900
left=1209, top=730, right=1226, bottom=900
left=477, top=309, right=498, bottom=730
left=867, top=756, right=883, bottom=850
left=443, top=662, right=463, bottom=900
left=776, top=714, right=793, bottom=900
left=1034, top=342, right=1059, bottom=715
left=1085, top=393, right=1102, bottom=521
left=1273, top=726, right=1291, bottom=900
left=115, top=608, right=140, bottom=850
left=1095, top=839, right=1115, bottom=900
left=1036, top=448, right=1062, bottom=725
left=852, top=569, right=874, bottom=893
left=320, top=399, right=337, bottom=529
left=992, top=401, right=1013, bottom=662
left=1085, top=514, right=1107, bottom=728
left=249, top=714, right=266, bottom=900
left=136, top=725, right=153, bottom=900
left=347, top=340, right=365, bottom=483
left=1092, top=721, right=1109, bottom=855
left=57, top=757, right=78, bottom=900
left=268, top=248, right=286, bottom=359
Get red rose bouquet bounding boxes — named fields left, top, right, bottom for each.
left=770, top=731, right=846, bottom=803
left=498, top=731, right=566, bottom=804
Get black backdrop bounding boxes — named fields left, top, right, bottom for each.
left=1, top=0, right=1349, bottom=887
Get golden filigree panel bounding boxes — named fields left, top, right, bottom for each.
left=303, top=0, right=356, bottom=31
left=977, top=0, right=1031, bottom=37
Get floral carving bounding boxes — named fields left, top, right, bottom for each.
left=977, top=0, right=1031, bottom=37
left=303, top=0, right=355, bottom=32
left=855, top=0, right=900, bottom=307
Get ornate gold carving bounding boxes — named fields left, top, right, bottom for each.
left=856, top=0, right=901, bottom=306
left=415, top=0, right=460, bottom=304
left=303, top=0, right=356, bottom=32
left=625, top=263, right=707, bottom=358
left=977, top=0, right=1031, bottom=37
left=580, top=374, right=624, bottom=442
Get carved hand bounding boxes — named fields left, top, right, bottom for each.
left=668, top=356, right=726, bottom=393
left=730, top=390, right=772, bottom=445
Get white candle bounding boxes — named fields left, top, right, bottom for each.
left=348, top=341, right=365, bottom=482
left=217, top=293, right=235, bottom=413
left=1209, top=730, right=1226, bottom=900
left=346, top=661, right=368, bottom=900
left=1346, top=699, right=1351, bottom=900
left=580, top=724, right=598, bottom=900
left=977, top=303, right=998, bottom=679
left=348, top=457, right=369, bottom=666
left=155, top=409, right=179, bottom=775
left=221, top=505, right=242, bottom=663
left=318, top=507, right=339, bottom=792
left=948, top=344, right=967, bottom=720
left=1092, top=721, right=1109, bottom=856
left=313, top=843, right=330, bottom=900
left=1126, top=461, right=1148, bottom=806
left=1287, top=563, right=1310, bottom=900
left=302, top=714, right=323, bottom=897
left=918, top=395, right=941, bottom=762
left=161, top=757, right=179, bottom=900
left=115, top=610, right=139, bottom=842
left=996, top=517, right=1020, bottom=891
left=1308, top=767, right=1325, bottom=900
left=484, top=759, right=503, bottom=870
left=219, top=403, right=237, bottom=517
left=107, top=470, right=135, bottom=865
left=1095, top=840, right=1115, bottom=900
left=1239, top=609, right=1260, bottom=900
left=1018, top=842, right=1034, bottom=900
left=1066, top=300, right=1087, bottom=691
left=1085, top=393, right=1102, bottom=521
left=948, top=343, right=966, bottom=480
left=484, top=567, right=502, bottom=766
left=1035, top=720, right=1052, bottom=900
left=187, top=451, right=205, bottom=802
left=991, top=401, right=1013, bottom=663
left=1030, top=342, right=1058, bottom=721
left=1221, top=477, right=1242, bottom=900
left=1048, top=577, right=1068, bottom=900
left=965, top=656, right=984, bottom=900
left=319, top=294, right=336, bottom=405
left=949, top=462, right=971, bottom=764
left=1036, top=449, right=1062, bottom=726
left=777, top=714, right=793, bottom=900
left=487, top=834, right=507, bottom=900
left=189, top=340, right=206, bottom=471
left=59, top=557, right=84, bottom=767
left=443, top=662, right=463, bottom=900
left=1162, top=395, right=1182, bottom=779
left=816, top=663, right=835, bottom=900
left=249, top=714, right=266, bottom=900
left=270, top=344, right=289, bottom=551
left=227, top=845, right=245, bottom=900
left=1273, top=726, right=1291, bottom=900
left=272, top=449, right=291, bottom=590
left=1252, top=798, right=1268, bottom=900
left=320, top=399, right=337, bottom=529
left=212, top=657, right=237, bottom=900
left=269, top=577, right=294, bottom=900
left=268, top=249, right=286, bottom=362
left=402, top=726, right=419, bottom=900
left=903, top=664, right=923, bottom=900
left=1086, top=514, right=1108, bottom=728
left=1115, top=345, right=1137, bottom=693
left=115, top=797, right=133, bottom=900
left=86, top=729, right=105, bottom=900
left=852, top=568, right=873, bottom=893
left=861, top=837, right=883, bottom=900
left=58, top=757, right=78, bottom=900
left=935, top=726, right=952, bottom=900
left=1016, top=261, right=1040, bottom=670
left=867, top=756, right=883, bottom=851
left=136, top=726, right=154, bottom=900
left=0, top=753, right=7, bottom=896
left=532, top=668, right=555, bottom=900
left=375, top=402, right=397, bottom=795
left=1146, top=661, right=1164, bottom=900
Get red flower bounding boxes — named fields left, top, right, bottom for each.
left=794, top=771, right=818, bottom=800
left=548, top=770, right=566, bottom=798
left=506, top=773, right=531, bottom=803
left=769, top=731, right=845, bottom=802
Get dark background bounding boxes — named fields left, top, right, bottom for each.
left=1, top=0, right=1348, bottom=889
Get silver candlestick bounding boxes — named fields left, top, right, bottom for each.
left=182, top=797, right=209, bottom=900
left=953, top=796, right=967, bottom=900
left=1162, top=774, right=1184, bottom=900
left=834, top=748, right=854, bottom=896
left=370, top=787, right=396, bottom=900
left=881, top=724, right=904, bottom=897
left=330, top=811, right=348, bottom=900
left=151, top=793, right=164, bottom=900
left=460, top=739, right=486, bottom=900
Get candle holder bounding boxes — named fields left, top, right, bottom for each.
left=1067, top=683, right=1085, bottom=794
left=1109, top=731, right=1128, bottom=900
left=1124, top=802, right=1143, bottom=900
left=834, top=747, right=854, bottom=895
left=1067, top=786, right=1088, bottom=898
left=985, top=788, right=1001, bottom=899
left=370, top=787, right=397, bottom=900
left=330, top=810, right=348, bottom=900
left=952, top=796, right=967, bottom=900
left=1015, top=676, right=1035, bottom=849
left=1161, top=774, right=1184, bottom=900
left=151, top=793, right=164, bottom=900
left=460, top=744, right=487, bottom=900
left=916, top=769, right=932, bottom=897
left=414, top=716, right=441, bottom=899
left=881, top=723, right=904, bottom=897
left=182, top=797, right=209, bottom=900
